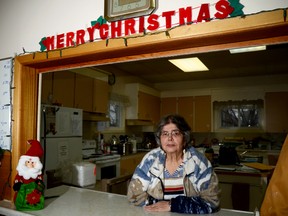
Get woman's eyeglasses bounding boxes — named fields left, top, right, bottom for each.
left=160, top=130, right=182, bottom=138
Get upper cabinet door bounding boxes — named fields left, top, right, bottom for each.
left=194, top=95, right=211, bottom=132
left=265, top=92, right=288, bottom=133
left=160, top=97, right=177, bottom=117
left=138, top=91, right=160, bottom=122
left=160, top=96, right=211, bottom=132
left=149, top=94, right=161, bottom=124
left=93, top=79, right=109, bottom=114
left=74, top=74, right=93, bottom=112
left=125, top=83, right=160, bottom=122
left=41, top=72, right=53, bottom=104
left=53, top=71, right=75, bottom=107
left=178, top=96, right=194, bottom=130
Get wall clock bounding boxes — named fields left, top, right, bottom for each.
left=108, top=73, right=116, bottom=85
left=105, top=0, right=157, bottom=22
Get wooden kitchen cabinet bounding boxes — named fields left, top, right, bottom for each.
left=160, top=97, right=177, bottom=117
left=93, top=79, right=109, bottom=114
left=52, top=71, right=75, bottom=107
left=161, top=96, right=194, bottom=128
left=41, top=71, right=75, bottom=107
left=149, top=94, right=161, bottom=124
left=74, top=73, right=93, bottom=111
left=265, top=91, right=288, bottom=133
left=41, top=72, right=53, bottom=104
left=125, top=83, right=160, bottom=123
left=160, top=95, right=211, bottom=132
left=194, top=95, right=211, bottom=132
left=42, top=71, right=109, bottom=114
left=120, top=152, right=146, bottom=175
left=178, top=96, right=194, bottom=129
left=74, top=74, right=109, bottom=114
left=138, top=91, right=160, bottom=123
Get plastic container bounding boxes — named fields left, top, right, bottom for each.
left=71, top=162, right=96, bottom=187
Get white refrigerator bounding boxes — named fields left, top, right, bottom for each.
left=40, top=105, right=83, bottom=187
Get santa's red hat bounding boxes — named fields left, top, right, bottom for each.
left=25, top=140, right=44, bottom=158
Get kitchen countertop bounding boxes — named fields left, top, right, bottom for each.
left=0, top=185, right=255, bottom=216
left=214, top=164, right=273, bottom=177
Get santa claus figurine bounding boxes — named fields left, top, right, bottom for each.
left=13, top=140, right=45, bottom=211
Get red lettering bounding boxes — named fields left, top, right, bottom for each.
left=66, top=32, right=75, bottom=47
left=197, top=4, right=211, bottom=23
left=87, top=26, right=96, bottom=42
left=111, top=21, right=122, bottom=38
left=94, top=23, right=100, bottom=29
left=215, top=0, right=234, bottom=19
left=179, top=7, right=192, bottom=25
left=147, top=14, right=159, bottom=31
left=40, top=1, right=244, bottom=50
left=99, top=24, right=109, bottom=40
left=76, top=29, right=85, bottom=45
left=162, top=10, right=175, bottom=29
left=56, top=33, right=65, bottom=49
left=138, top=16, right=145, bottom=33
left=125, top=19, right=136, bottom=36
left=42, top=36, right=55, bottom=51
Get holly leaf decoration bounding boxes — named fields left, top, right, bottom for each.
left=39, top=37, right=47, bottom=52
left=228, top=0, right=244, bottom=17
left=91, top=15, right=107, bottom=27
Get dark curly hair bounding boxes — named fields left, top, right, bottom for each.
left=155, top=114, right=192, bottom=149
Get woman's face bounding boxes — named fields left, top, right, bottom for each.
left=160, top=123, right=184, bottom=154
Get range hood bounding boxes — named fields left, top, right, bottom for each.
left=83, top=111, right=109, bottom=122
left=126, top=119, right=154, bottom=126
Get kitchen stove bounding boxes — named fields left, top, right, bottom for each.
left=85, top=154, right=120, bottom=180
left=84, top=153, right=121, bottom=163
left=82, top=140, right=120, bottom=180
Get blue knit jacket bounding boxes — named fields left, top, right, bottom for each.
left=127, top=146, right=220, bottom=214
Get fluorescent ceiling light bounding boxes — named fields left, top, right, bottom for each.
left=229, top=45, right=266, bottom=54
left=168, top=57, right=209, bottom=72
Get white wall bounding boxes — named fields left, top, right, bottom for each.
left=1, top=0, right=287, bottom=59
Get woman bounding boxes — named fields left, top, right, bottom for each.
left=127, top=114, right=220, bottom=214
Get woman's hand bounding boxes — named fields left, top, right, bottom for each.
left=143, top=201, right=170, bottom=212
